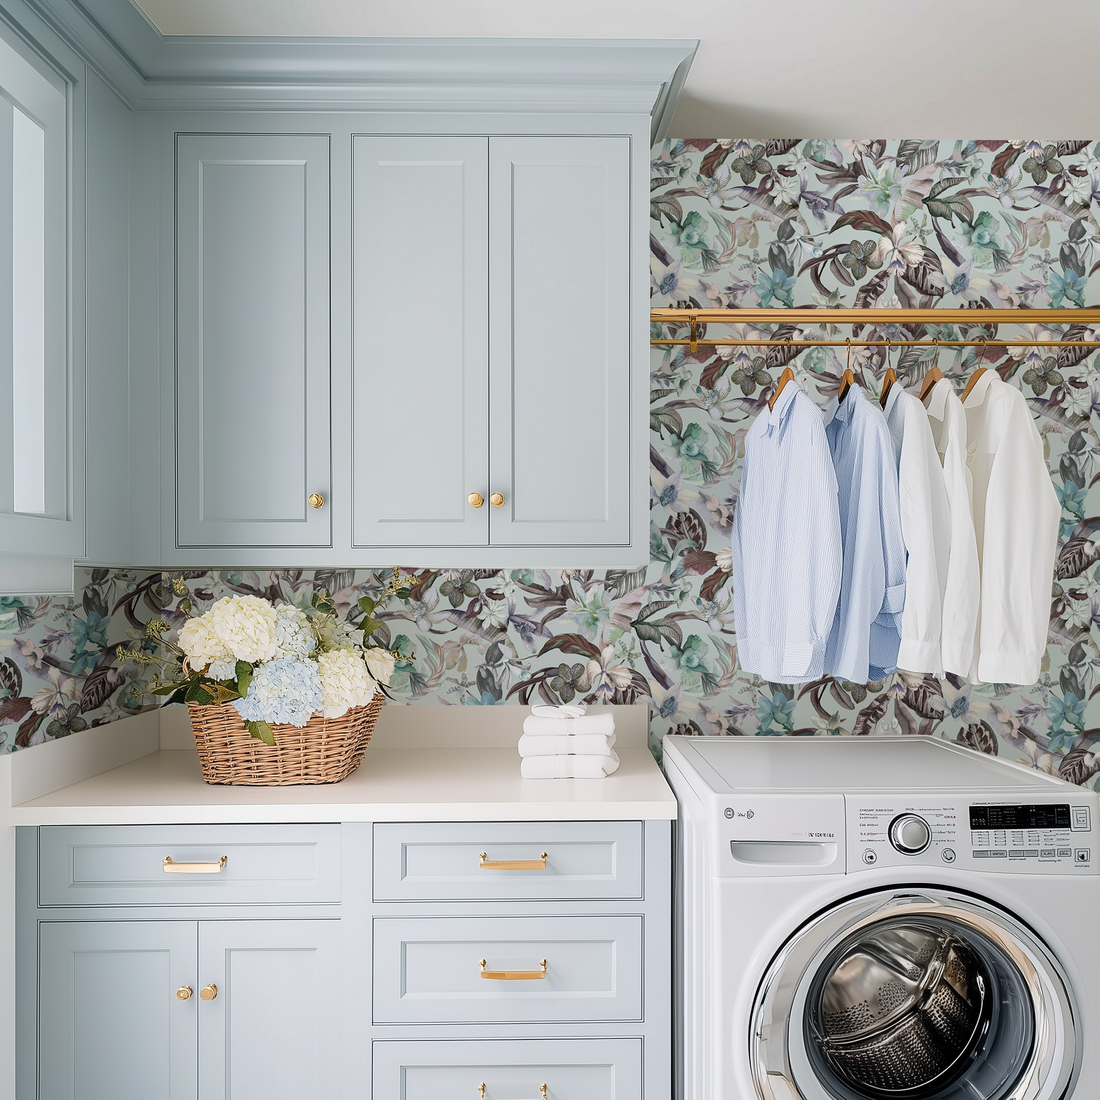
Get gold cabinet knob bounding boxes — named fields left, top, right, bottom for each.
left=490, top=493, right=505, bottom=508
left=200, top=983, right=218, bottom=1001
left=308, top=493, right=325, bottom=509
left=468, top=492, right=485, bottom=509
left=176, top=986, right=193, bottom=1001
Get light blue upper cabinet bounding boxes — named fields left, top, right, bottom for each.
left=175, top=134, right=331, bottom=549
left=489, top=137, right=631, bottom=548
left=352, top=136, right=489, bottom=548
left=350, top=133, right=633, bottom=558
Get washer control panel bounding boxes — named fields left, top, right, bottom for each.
left=848, top=796, right=1098, bottom=874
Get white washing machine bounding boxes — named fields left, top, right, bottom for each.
left=662, top=735, right=1100, bottom=1100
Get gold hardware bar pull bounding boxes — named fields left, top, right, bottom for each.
left=479, top=958, right=548, bottom=980
left=162, top=856, right=228, bottom=874
left=478, top=1085, right=548, bottom=1099
left=478, top=851, right=548, bottom=871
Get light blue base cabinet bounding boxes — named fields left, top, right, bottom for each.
left=18, top=820, right=671, bottom=1099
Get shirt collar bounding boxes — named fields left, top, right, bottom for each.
left=962, top=368, right=995, bottom=409
left=923, top=376, right=949, bottom=420
left=764, top=378, right=800, bottom=433
left=825, top=383, right=862, bottom=427
left=882, top=382, right=903, bottom=421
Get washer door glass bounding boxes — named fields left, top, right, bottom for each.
left=751, top=891, right=1077, bottom=1100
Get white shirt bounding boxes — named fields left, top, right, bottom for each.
left=731, top=382, right=843, bottom=683
left=882, top=385, right=951, bottom=674
left=963, top=371, right=1060, bottom=684
left=922, top=377, right=980, bottom=677
left=823, top=385, right=907, bottom=683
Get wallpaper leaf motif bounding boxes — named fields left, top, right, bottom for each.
left=0, top=138, right=1098, bottom=790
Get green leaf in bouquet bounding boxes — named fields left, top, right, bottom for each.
left=235, top=661, right=253, bottom=698
left=395, top=588, right=411, bottom=600
left=311, top=589, right=337, bottom=615
left=150, top=681, right=187, bottom=696
left=185, top=682, right=213, bottom=705
left=210, top=683, right=242, bottom=703
left=163, top=688, right=187, bottom=707
left=245, top=720, right=275, bottom=746
left=358, top=595, right=376, bottom=617
left=361, top=616, right=385, bottom=637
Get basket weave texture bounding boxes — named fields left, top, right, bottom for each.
left=187, top=692, right=383, bottom=786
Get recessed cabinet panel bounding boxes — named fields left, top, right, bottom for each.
left=198, top=920, right=341, bottom=1100
left=352, top=136, right=489, bottom=547
left=176, top=134, right=331, bottom=547
left=373, top=915, right=643, bottom=1023
left=372, top=1039, right=643, bottom=1100
left=372, top=820, right=643, bottom=901
left=38, top=920, right=198, bottom=1100
left=489, top=136, right=631, bottom=546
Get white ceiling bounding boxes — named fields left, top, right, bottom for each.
left=129, top=0, right=1100, bottom=139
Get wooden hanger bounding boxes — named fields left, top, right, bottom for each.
left=879, top=339, right=895, bottom=409
left=960, top=337, right=988, bottom=402
left=838, top=339, right=854, bottom=401
left=918, top=338, right=943, bottom=402
left=768, top=366, right=795, bottom=411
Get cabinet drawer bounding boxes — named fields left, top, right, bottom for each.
left=372, top=1038, right=642, bottom=1100
left=38, top=824, right=341, bottom=907
left=372, top=821, right=642, bottom=901
left=373, top=915, right=641, bottom=1024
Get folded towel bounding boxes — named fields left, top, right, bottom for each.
left=531, top=703, right=587, bottom=718
left=518, top=731, right=616, bottom=758
left=520, top=751, right=620, bottom=779
left=522, top=713, right=616, bottom=737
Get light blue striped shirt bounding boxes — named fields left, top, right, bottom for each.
left=823, top=384, right=907, bottom=683
left=732, top=382, right=843, bottom=683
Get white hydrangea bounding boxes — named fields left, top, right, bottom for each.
left=312, top=612, right=365, bottom=653
left=317, top=648, right=377, bottom=719
left=272, top=604, right=315, bottom=659
left=206, top=656, right=239, bottom=682
left=233, top=657, right=322, bottom=728
left=363, top=647, right=396, bottom=686
left=209, top=595, right=279, bottom=664
left=177, top=613, right=233, bottom=674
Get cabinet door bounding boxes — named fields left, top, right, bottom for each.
left=351, top=136, right=489, bottom=547
left=176, top=134, right=331, bottom=548
left=489, top=136, right=631, bottom=547
left=198, top=920, right=341, bottom=1100
left=38, top=920, right=198, bottom=1100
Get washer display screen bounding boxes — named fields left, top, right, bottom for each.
left=969, top=805, right=1070, bottom=830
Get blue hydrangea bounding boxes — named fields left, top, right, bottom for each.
left=233, top=657, right=322, bottom=728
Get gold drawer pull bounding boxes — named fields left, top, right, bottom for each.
left=478, top=1086, right=547, bottom=1099
left=162, top=856, right=227, bottom=874
left=478, top=851, right=548, bottom=871
left=176, top=985, right=193, bottom=1001
left=479, top=958, right=547, bottom=981
left=200, top=983, right=218, bottom=1001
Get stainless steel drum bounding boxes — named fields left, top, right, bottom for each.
left=808, top=921, right=987, bottom=1095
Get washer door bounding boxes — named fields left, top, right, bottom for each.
left=751, top=889, right=1077, bottom=1100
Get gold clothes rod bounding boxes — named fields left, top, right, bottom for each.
left=652, top=339, right=1100, bottom=348
left=650, top=308, right=1100, bottom=325
left=650, top=307, right=1100, bottom=352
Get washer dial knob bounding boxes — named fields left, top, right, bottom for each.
left=889, top=814, right=932, bottom=855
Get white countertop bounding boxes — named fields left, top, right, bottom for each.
left=4, top=706, right=676, bottom=824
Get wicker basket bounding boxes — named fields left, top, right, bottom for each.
left=187, top=692, right=384, bottom=786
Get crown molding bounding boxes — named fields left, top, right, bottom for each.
left=21, top=0, right=696, bottom=136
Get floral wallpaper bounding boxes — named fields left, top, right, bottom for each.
left=1, top=138, right=1099, bottom=791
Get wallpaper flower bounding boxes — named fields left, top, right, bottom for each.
left=1, top=137, right=1099, bottom=791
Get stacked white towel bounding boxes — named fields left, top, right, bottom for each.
left=518, top=706, right=619, bottom=779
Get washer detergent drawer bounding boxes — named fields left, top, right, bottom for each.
left=372, top=821, right=642, bottom=901
left=372, top=1038, right=642, bottom=1100
left=373, top=915, right=643, bottom=1023
left=38, top=824, right=341, bottom=906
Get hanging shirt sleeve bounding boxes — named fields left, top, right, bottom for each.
left=976, top=393, right=1060, bottom=684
